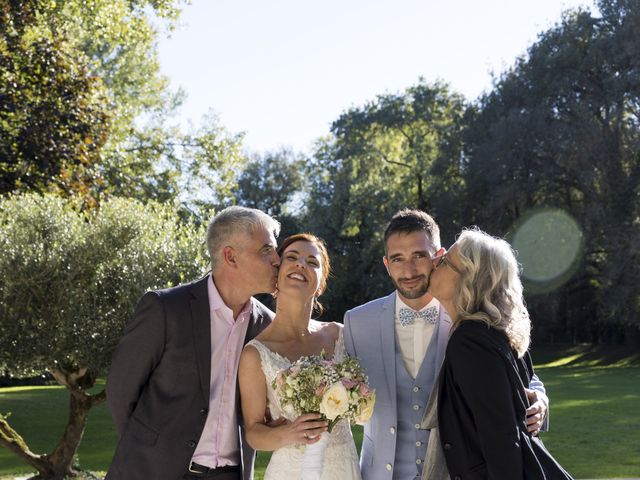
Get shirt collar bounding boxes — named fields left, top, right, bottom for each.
left=208, top=274, right=253, bottom=322
left=395, top=291, right=439, bottom=316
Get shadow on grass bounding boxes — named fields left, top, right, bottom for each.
left=532, top=343, right=640, bottom=368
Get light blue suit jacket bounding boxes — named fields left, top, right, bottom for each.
left=344, top=292, right=548, bottom=480
left=343, top=292, right=452, bottom=480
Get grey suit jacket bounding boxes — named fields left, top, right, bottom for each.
left=343, top=292, right=452, bottom=480
left=106, top=275, right=273, bottom=480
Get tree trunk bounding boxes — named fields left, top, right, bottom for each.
left=0, top=366, right=106, bottom=479
left=0, top=416, right=51, bottom=474
left=43, top=392, right=94, bottom=478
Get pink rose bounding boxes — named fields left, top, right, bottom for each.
left=315, top=382, right=327, bottom=396
left=341, top=378, right=358, bottom=389
left=358, top=383, right=371, bottom=396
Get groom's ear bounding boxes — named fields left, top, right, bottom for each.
left=382, top=256, right=390, bottom=274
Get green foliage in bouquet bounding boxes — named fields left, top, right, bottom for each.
left=272, top=352, right=376, bottom=433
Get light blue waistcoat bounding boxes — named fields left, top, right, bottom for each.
left=392, top=334, right=438, bottom=480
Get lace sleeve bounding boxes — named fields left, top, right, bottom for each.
left=333, top=327, right=347, bottom=362
left=244, top=339, right=291, bottom=421
left=246, top=339, right=282, bottom=383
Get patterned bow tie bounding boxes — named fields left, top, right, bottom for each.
left=398, top=306, right=439, bottom=327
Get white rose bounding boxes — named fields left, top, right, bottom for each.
left=319, top=382, right=349, bottom=420
left=355, top=392, right=376, bottom=425
left=281, top=403, right=297, bottom=421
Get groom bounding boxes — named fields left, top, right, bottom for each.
left=106, top=206, right=281, bottom=480
left=344, top=209, right=549, bottom=480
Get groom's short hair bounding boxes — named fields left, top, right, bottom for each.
left=383, top=209, right=441, bottom=254
left=207, top=206, right=280, bottom=271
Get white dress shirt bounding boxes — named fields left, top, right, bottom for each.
left=394, top=292, right=440, bottom=378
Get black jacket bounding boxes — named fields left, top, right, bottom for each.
left=437, top=320, right=572, bottom=480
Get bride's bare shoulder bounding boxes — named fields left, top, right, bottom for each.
left=314, top=320, right=342, bottom=341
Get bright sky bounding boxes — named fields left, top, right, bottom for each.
left=157, top=0, right=595, bottom=155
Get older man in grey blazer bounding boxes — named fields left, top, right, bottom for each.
left=344, top=209, right=549, bottom=480
left=106, top=206, right=281, bottom=480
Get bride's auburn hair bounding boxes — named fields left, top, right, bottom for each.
left=277, top=233, right=331, bottom=315
left=454, top=228, right=531, bottom=357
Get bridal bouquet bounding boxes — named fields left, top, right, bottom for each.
left=272, top=352, right=376, bottom=430
left=272, top=352, right=375, bottom=479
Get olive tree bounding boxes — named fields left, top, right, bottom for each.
left=0, top=193, right=207, bottom=478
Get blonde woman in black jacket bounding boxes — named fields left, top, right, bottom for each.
left=425, top=228, right=572, bottom=480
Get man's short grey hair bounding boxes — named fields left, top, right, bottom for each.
left=207, top=206, right=280, bottom=271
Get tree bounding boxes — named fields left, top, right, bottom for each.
left=463, top=0, right=640, bottom=343
left=0, top=193, right=207, bottom=478
left=331, top=80, right=467, bottom=218
left=41, top=0, right=188, bottom=202
left=302, top=81, right=468, bottom=319
left=235, top=148, right=305, bottom=236
left=0, top=0, right=192, bottom=205
left=178, top=113, right=249, bottom=211
left=0, top=0, right=111, bottom=205
left=0, top=0, right=254, bottom=210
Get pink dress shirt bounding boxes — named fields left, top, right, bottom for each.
left=191, top=275, right=252, bottom=467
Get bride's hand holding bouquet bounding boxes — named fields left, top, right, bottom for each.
left=272, top=352, right=375, bottom=479
left=273, top=353, right=376, bottom=430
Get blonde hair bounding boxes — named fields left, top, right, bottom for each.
left=453, top=228, right=531, bottom=357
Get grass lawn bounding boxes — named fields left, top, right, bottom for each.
left=1, top=344, right=638, bottom=479
left=529, top=344, right=640, bottom=479
left=0, top=379, right=115, bottom=477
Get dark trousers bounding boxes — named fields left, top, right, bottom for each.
left=183, top=474, right=240, bottom=480
left=182, top=465, right=241, bottom=480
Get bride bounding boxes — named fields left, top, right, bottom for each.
left=238, top=233, right=361, bottom=480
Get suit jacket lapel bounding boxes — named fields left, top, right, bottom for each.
left=243, top=301, right=270, bottom=345
left=190, top=275, right=212, bottom=406
left=380, top=292, right=398, bottom=414
left=434, top=305, right=452, bottom=369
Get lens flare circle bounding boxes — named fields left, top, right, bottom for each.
left=510, top=208, right=583, bottom=294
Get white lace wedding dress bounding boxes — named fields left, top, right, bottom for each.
left=246, top=330, right=362, bottom=480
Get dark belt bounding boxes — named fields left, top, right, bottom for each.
left=188, top=462, right=240, bottom=475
